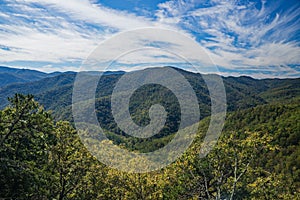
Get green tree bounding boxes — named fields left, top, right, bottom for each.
left=0, top=94, right=54, bottom=199
left=48, top=121, right=97, bottom=200
left=198, top=131, right=275, bottom=200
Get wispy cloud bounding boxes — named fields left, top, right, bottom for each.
left=0, top=0, right=107, bottom=64
left=18, top=0, right=155, bottom=30
left=0, top=0, right=160, bottom=70
left=0, top=0, right=299, bottom=78
left=156, top=0, right=300, bottom=77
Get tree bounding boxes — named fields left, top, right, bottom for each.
left=0, top=94, right=54, bottom=199
left=198, top=131, right=276, bottom=200
left=48, top=121, right=97, bottom=200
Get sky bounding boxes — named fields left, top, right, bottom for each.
left=0, top=0, right=299, bottom=78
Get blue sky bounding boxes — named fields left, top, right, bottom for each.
left=0, top=0, right=299, bottom=78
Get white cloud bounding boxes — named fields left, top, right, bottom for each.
left=18, top=0, right=155, bottom=30
left=81, top=28, right=217, bottom=74
left=0, top=0, right=160, bottom=65
left=155, top=0, right=300, bottom=77
left=0, top=23, right=102, bottom=62
left=0, top=0, right=184, bottom=67
left=0, top=0, right=299, bottom=78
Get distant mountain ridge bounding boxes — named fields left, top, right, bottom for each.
left=0, top=66, right=299, bottom=115
left=0, top=66, right=125, bottom=88
left=0, top=66, right=61, bottom=87
left=0, top=65, right=299, bottom=146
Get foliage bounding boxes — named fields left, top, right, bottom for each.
left=0, top=94, right=54, bottom=199
left=0, top=86, right=299, bottom=199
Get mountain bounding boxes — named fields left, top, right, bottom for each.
left=0, top=66, right=61, bottom=87
left=0, top=66, right=299, bottom=140
left=0, top=72, right=75, bottom=108
left=0, top=66, right=125, bottom=88
left=0, top=66, right=299, bottom=199
left=0, top=66, right=299, bottom=116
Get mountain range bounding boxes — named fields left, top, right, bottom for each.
left=1, top=65, right=299, bottom=143
left=1, top=66, right=299, bottom=112
left=1, top=66, right=299, bottom=199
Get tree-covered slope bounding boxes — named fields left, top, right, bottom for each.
left=1, top=67, right=299, bottom=113
left=0, top=72, right=76, bottom=108
left=1, top=94, right=299, bottom=199
left=0, top=66, right=61, bottom=87
left=0, top=67, right=299, bottom=141
left=186, top=100, right=300, bottom=199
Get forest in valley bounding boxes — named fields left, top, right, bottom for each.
left=0, top=66, right=299, bottom=199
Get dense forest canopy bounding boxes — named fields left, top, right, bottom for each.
left=0, top=67, right=299, bottom=199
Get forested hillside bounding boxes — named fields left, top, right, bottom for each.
left=0, top=67, right=299, bottom=122
left=0, top=66, right=61, bottom=87
left=0, top=66, right=299, bottom=199
left=0, top=94, right=299, bottom=199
